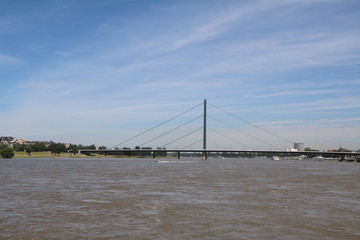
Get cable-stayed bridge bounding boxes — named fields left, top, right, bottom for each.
left=79, top=100, right=360, bottom=160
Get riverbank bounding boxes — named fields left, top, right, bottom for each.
left=13, top=151, right=111, bottom=158
left=9, top=152, right=359, bottom=162
left=11, top=151, right=167, bottom=159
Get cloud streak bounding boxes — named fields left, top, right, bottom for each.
left=0, top=54, right=17, bottom=64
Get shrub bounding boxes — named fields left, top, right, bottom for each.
left=0, top=147, right=15, bottom=158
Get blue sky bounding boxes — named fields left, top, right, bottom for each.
left=1, top=0, right=360, bottom=150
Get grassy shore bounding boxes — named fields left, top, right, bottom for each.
left=14, top=151, right=111, bottom=158
left=12, top=151, right=161, bottom=159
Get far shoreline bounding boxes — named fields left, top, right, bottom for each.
left=11, top=151, right=124, bottom=159
left=8, top=151, right=171, bottom=159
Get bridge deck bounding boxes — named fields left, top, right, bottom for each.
left=79, top=149, right=360, bottom=158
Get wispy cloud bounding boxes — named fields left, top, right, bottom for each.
left=262, top=96, right=360, bottom=113
left=0, top=53, right=17, bottom=64
left=256, top=117, right=360, bottom=126
left=255, top=89, right=337, bottom=99
left=54, top=51, right=72, bottom=57
left=193, top=31, right=360, bottom=77
left=255, top=120, right=305, bottom=125
left=317, top=117, right=360, bottom=123
left=170, top=0, right=334, bottom=49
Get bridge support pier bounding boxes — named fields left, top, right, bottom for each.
left=177, top=151, right=180, bottom=159
left=203, top=99, right=207, bottom=160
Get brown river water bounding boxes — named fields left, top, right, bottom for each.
left=0, top=157, right=359, bottom=240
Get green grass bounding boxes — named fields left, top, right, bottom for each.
left=14, top=151, right=98, bottom=158
left=13, top=151, right=148, bottom=158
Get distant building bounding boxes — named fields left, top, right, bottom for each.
left=0, top=136, right=15, bottom=146
left=15, top=139, right=26, bottom=144
left=286, top=148, right=298, bottom=152
left=1, top=136, right=70, bottom=149
left=294, top=142, right=304, bottom=151
left=0, top=136, right=14, bottom=143
left=25, top=140, right=52, bottom=146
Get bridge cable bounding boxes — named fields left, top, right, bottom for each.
left=207, top=139, right=228, bottom=149
left=208, top=115, right=281, bottom=150
left=182, top=139, right=203, bottom=149
left=161, top=127, right=203, bottom=148
left=139, top=115, right=203, bottom=147
left=110, top=102, right=203, bottom=149
left=208, top=127, right=253, bottom=150
left=208, top=102, right=294, bottom=144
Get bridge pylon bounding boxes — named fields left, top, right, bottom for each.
left=203, top=99, right=207, bottom=160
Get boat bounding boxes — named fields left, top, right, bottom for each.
left=272, top=156, right=280, bottom=161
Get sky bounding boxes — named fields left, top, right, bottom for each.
left=1, top=0, right=360, bottom=151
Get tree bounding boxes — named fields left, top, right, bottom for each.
left=67, top=144, right=79, bottom=154
left=157, top=147, right=167, bottom=157
left=32, top=142, right=47, bottom=152
left=25, top=146, right=32, bottom=155
left=98, top=146, right=107, bottom=150
left=0, top=144, right=8, bottom=151
left=140, top=147, right=152, bottom=157
left=0, top=146, right=15, bottom=158
left=87, top=144, right=96, bottom=150
left=13, top=143, right=25, bottom=151
left=48, top=142, right=66, bottom=155
left=305, top=147, right=319, bottom=151
left=337, top=146, right=351, bottom=152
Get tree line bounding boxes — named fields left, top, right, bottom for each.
left=11, top=142, right=99, bottom=155
left=1, top=142, right=167, bottom=158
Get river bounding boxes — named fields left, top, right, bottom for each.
left=0, top=157, right=359, bottom=239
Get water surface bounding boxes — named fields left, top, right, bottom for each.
left=1, top=158, right=359, bottom=239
